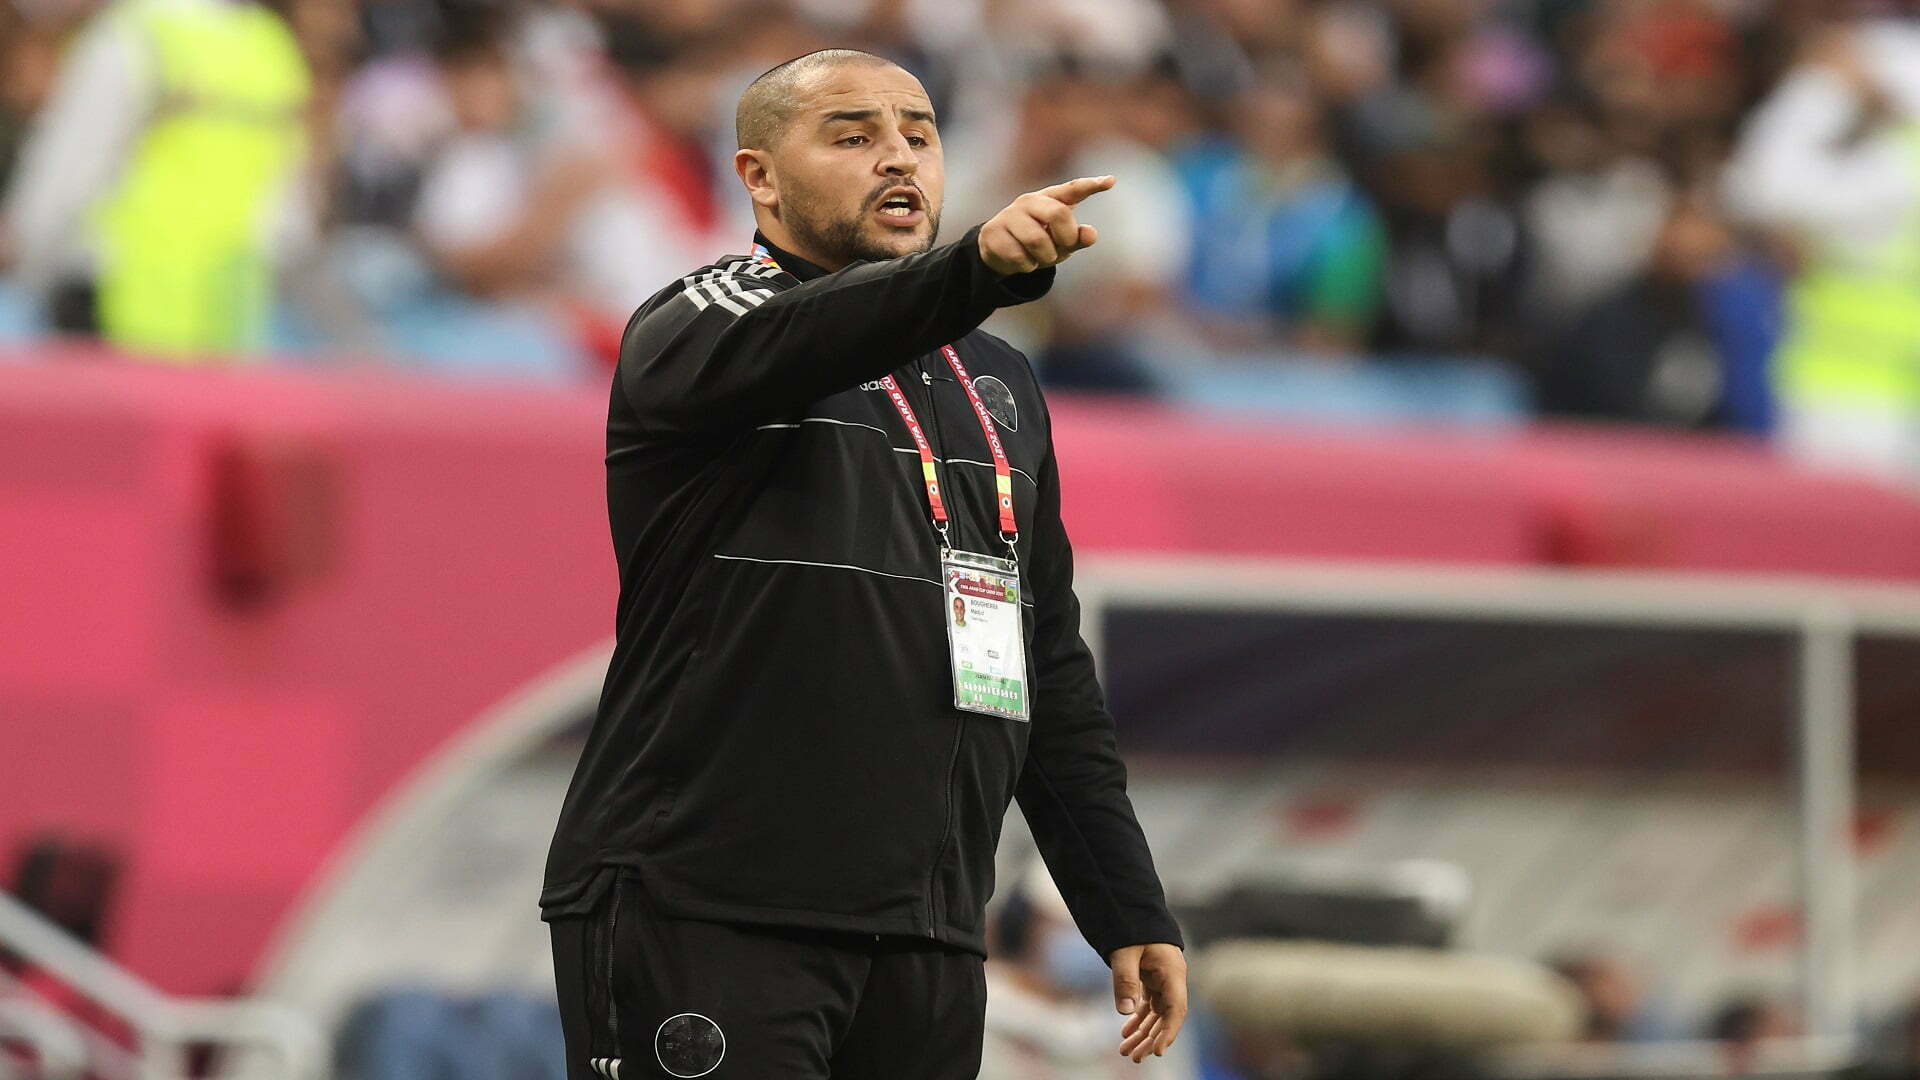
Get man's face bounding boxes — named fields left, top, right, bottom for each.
left=755, top=64, right=944, bottom=266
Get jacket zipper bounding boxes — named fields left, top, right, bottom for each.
left=912, top=356, right=965, bottom=938
left=602, top=876, right=622, bottom=1051
left=926, top=719, right=964, bottom=936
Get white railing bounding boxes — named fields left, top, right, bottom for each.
left=0, top=890, right=324, bottom=1080
left=1076, top=557, right=1920, bottom=1063
left=1492, top=1034, right=1858, bottom=1079
left=0, top=996, right=87, bottom=1079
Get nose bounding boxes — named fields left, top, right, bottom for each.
left=876, top=130, right=919, bottom=178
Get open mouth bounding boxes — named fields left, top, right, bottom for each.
left=875, top=187, right=925, bottom=223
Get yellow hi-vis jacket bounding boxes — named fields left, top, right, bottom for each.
left=92, top=0, right=309, bottom=359
left=1775, top=123, right=1920, bottom=411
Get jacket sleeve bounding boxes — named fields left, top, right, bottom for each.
left=619, top=225, right=1052, bottom=436
left=1014, top=402, right=1185, bottom=962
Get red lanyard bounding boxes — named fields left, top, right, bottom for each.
left=748, top=242, right=1016, bottom=544
left=878, top=345, right=1018, bottom=544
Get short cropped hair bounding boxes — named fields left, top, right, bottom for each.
left=735, top=48, right=901, bottom=150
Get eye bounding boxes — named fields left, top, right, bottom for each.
left=839, top=134, right=869, bottom=147
left=907, top=135, right=929, bottom=147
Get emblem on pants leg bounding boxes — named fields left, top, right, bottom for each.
left=655, top=1012, right=725, bottom=1077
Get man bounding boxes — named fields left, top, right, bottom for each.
left=1724, top=23, right=1920, bottom=482
left=542, top=49, right=1187, bottom=1080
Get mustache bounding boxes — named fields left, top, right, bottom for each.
left=868, top=180, right=926, bottom=207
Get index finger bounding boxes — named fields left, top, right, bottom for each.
left=1039, top=174, right=1116, bottom=206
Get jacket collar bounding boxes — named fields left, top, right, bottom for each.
left=751, top=231, right=829, bottom=282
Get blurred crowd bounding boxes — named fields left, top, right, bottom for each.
left=8, top=0, right=1920, bottom=476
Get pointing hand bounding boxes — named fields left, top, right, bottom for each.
left=977, top=175, right=1115, bottom=276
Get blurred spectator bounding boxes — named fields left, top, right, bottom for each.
left=981, top=861, right=1197, bottom=1079
left=0, top=6, right=63, bottom=197
left=2, top=0, right=313, bottom=355
left=1537, top=193, right=1782, bottom=431
left=1546, top=950, right=1679, bottom=1044
left=1706, top=994, right=1796, bottom=1078
left=335, top=986, right=565, bottom=1080
left=1179, top=63, right=1388, bottom=358
left=1519, top=93, right=1672, bottom=323
left=949, top=54, right=1192, bottom=391
left=412, top=8, right=727, bottom=368
left=1725, top=21, right=1920, bottom=483
left=7, top=834, right=121, bottom=950
left=1845, top=999, right=1920, bottom=1080
left=1358, top=100, right=1530, bottom=361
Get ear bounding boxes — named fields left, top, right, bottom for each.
left=735, top=149, right=780, bottom=210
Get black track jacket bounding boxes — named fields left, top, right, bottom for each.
left=541, top=225, right=1183, bottom=962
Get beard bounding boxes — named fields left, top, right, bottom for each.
left=781, top=177, right=940, bottom=267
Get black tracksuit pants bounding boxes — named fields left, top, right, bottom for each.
left=550, top=870, right=988, bottom=1079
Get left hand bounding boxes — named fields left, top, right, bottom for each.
left=1109, top=942, right=1188, bottom=1063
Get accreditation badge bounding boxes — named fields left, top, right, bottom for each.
left=942, top=549, right=1029, bottom=722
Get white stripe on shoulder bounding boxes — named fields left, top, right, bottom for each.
left=700, top=255, right=780, bottom=278
left=680, top=268, right=778, bottom=313
left=683, top=261, right=784, bottom=289
left=710, top=292, right=751, bottom=316
left=712, top=278, right=774, bottom=306
left=684, top=282, right=769, bottom=313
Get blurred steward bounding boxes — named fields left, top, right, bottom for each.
left=981, top=862, right=1197, bottom=1079
left=1, top=0, right=312, bottom=355
left=1178, top=61, right=1388, bottom=357
left=1724, top=21, right=1920, bottom=483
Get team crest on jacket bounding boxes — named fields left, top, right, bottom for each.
left=655, top=1012, right=725, bottom=1077
left=972, top=375, right=1017, bottom=431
